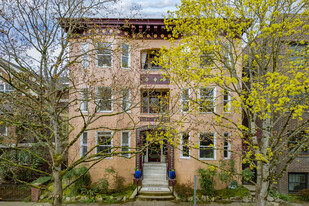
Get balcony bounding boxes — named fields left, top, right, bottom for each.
left=141, top=49, right=162, bottom=70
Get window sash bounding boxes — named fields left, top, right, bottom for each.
left=199, top=132, right=215, bottom=159
left=223, top=133, right=230, bottom=159
left=122, top=44, right=130, bottom=68
left=0, top=83, right=14, bottom=93
left=122, top=88, right=131, bottom=112
left=81, top=43, right=89, bottom=68
left=97, top=42, right=112, bottom=67
left=199, top=88, right=215, bottom=112
left=223, top=90, right=231, bottom=112
left=181, top=89, right=189, bottom=112
left=96, top=132, right=112, bottom=155
left=181, top=132, right=190, bottom=158
left=121, top=131, right=130, bottom=158
left=81, top=88, right=89, bottom=112
left=95, top=87, right=112, bottom=112
left=80, top=132, right=88, bottom=157
left=288, top=173, right=308, bottom=193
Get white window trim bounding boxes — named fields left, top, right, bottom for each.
left=95, top=87, right=113, bottom=113
left=181, top=88, right=190, bottom=113
left=80, top=132, right=88, bottom=158
left=95, top=131, right=113, bottom=159
left=122, top=89, right=131, bottom=113
left=180, top=132, right=190, bottom=159
left=223, top=89, right=231, bottom=113
left=121, top=44, right=130, bottom=69
left=199, top=87, right=216, bottom=113
left=198, top=132, right=216, bottom=160
left=223, top=132, right=231, bottom=159
left=81, top=43, right=89, bottom=68
left=0, top=126, right=7, bottom=136
left=80, top=87, right=89, bottom=113
left=96, top=42, right=113, bottom=68
left=121, top=131, right=131, bottom=158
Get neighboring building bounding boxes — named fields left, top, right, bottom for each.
left=67, top=18, right=243, bottom=192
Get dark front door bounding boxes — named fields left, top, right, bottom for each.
left=148, top=142, right=161, bottom=162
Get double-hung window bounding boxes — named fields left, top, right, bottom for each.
left=181, top=89, right=190, bottom=112
left=223, top=132, right=231, bottom=159
left=0, top=125, right=7, bottom=136
left=199, top=132, right=216, bottom=160
left=96, top=132, right=112, bottom=157
left=121, top=131, right=130, bottom=158
left=122, top=88, right=131, bottom=112
left=80, top=132, right=88, bottom=157
left=80, top=88, right=89, bottom=112
left=95, top=87, right=112, bottom=112
left=81, top=43, right=89, bottom=68
left=97, top=42, right=112, bottom=67
left=223, top=43, right=232, bottom=67
left=180, top=132, right=190, bottom=158
left=288, top=173, right=308, bottom=193
left=200, top=51, right=214, bottom=68
left=289, top=43, right=307, bottom=67
left=121, top=44, right=130, bottom=68
left=223, top=89, right=231, bottom=113
left=199, top=88, right=215, bottom=113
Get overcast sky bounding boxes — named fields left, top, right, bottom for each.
left=108, top=0, right=181, bottom=18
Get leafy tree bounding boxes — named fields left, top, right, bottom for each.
left=158, top=0, right=309, bottom=205
left=0, top=1, right=143, bottom=205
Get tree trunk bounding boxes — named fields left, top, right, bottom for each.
left=256, top=161, right=270, bottom=206
left=52, top=168, right=63, bottom=206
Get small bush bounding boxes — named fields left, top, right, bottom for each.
left=197, top=167, right=215, bottom=196
left=92, top=178, right=109, bottom=194
left=64, top=166, right=91, bottom=196
left=298, top=188, right=309, bottom=201
left=242, top=168, right=254, bottom=182
left=175, top=180, right=194, bottom=200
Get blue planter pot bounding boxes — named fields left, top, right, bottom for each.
left=169, top=170, right=176, bottom=179
left=135, top=170, right=141, bottom=179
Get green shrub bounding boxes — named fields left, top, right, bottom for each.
left=242, top=168, right=254, bottom=182
left=92, top=178, right=109, bottom=194
left=64, top=166, right=91, bottom=196
left=197, top=167, right=215, bottom=196
left=175, top=180, right=194, bottom=200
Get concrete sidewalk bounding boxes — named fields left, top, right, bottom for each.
left=0, top=201, right=306, bottom=206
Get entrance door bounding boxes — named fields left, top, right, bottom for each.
left=141, top=131, right=167, bottom=163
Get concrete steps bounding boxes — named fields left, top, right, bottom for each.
left=136, top=162, right=174, bottom=201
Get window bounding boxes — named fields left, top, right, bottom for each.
left=80, top=132, right=88, bottom=157
left=289, top=43, right=308, bottom=67
left=199, top=132, right=216, bottom=160
left=199, top=88, right=215, bottom=113
left=288, top=131, right=308, bottom=154
left=121, top=131, right=130, bottom=158
left=289, top=173, right=308, bottom=193
left=0, top=83, right=14, bottom=93
left=181, top=89, right=189, bottom=112
left=97, top=42, right=112, bottom=67
left=223, top=133, right=231, bottom=159
left=223, top=90, right=231, bottom=112
left=121, top=44, right=130, bottom=68
left=122, top=88, right=131, bottom=112
left=81, top=43, right=89, bottom=68
left=200, top=52, right=214, bottom=68
left=141, top=50, right=162, bottom=70
left=141, top=90, right=169, bottom=113
left=80, top=88, right=89, bottom=112
left=95, top=87, right=112, bottom=112
left=0, top=125, right=7, bottom=136
left=223, top=43, right=232, bottom=67
left=180, top=132, right=190, bottom=158
left=96, top=132, right=112, bottom=157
